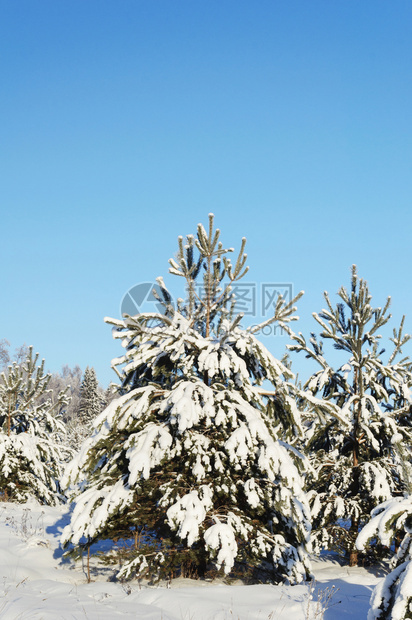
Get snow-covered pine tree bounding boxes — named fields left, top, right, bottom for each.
left=62, top=214, right=312, bottom=584
left=357, top=496, right=412, bottom=620
left=100, top=384, right=117, bottom=410
left=289, top=266, right=412, bottom=566
left=62, top=366, right=104, bottom=452
left=0, top=346, right=69, bottom=505
left=78, top=366, right=101, bottom=426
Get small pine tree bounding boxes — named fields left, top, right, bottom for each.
left=289, top=266, right=412, bottom=566
left=0, top=346, right=69, bottom=505
left=78, top=366, right=101, bottom=426
left=100, top=384, right=117, bottom=410
left=62, top=214, right=311, bottom=584
left=357, top=496, right=412, bottom=620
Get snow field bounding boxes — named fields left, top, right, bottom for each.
left=0, top=501, right=381, bottom=619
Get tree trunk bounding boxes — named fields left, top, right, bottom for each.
left=7, top=393, right=12, bottom=437
left=86, top=542, right=91, bottom=583
left=349, top=518, right=359, bottom=567
left=349, top=547, right=358, bottom=567
left=349, top=463, right=360, bottom=567
left=349, top=366, right=362, bottom=567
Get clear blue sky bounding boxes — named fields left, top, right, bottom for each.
left=1, top=0, right=412, bottom=386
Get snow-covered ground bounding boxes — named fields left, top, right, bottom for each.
left=0, top=500, right=382, bottom=619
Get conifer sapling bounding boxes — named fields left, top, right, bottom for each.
left=0, top=347, right=69, bottom=505
left=62, top=214, right=311, bottom=584
left=290, top=266, right=412, bottom=566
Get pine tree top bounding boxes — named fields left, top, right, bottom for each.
left=106, top=214, right=303, bottom=390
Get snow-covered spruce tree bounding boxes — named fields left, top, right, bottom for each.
left=101, top=384, right=117, bottom=409
left=357, top=496, right=412, bottom=620
left=78, top=366, right=102, bottom=426
left=62, top=214, right=312, bottom=584
left=289, top=266, right=412, bottom=566
left=0, top=346, right=69, bottom=505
